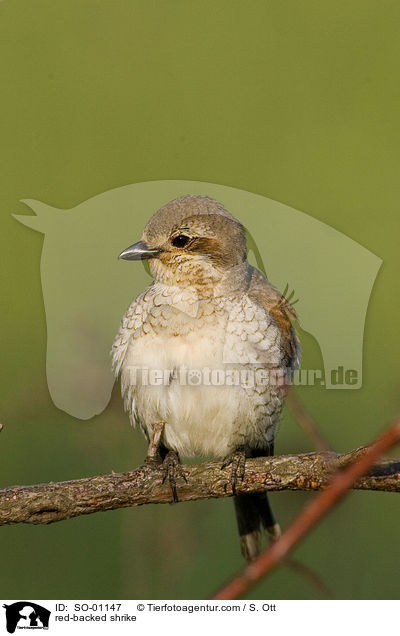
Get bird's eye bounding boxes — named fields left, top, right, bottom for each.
left=171, top=234, right=190, bottom=248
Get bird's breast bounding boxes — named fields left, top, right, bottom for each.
left=120, top=294, right=284, bottom=458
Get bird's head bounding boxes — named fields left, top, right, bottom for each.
left=119, top=195, right=247, bottom=290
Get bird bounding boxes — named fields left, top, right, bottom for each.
left=112, top=194, right=300, bottom=561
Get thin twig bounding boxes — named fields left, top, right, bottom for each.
left=284, top=558, right=333, bottom=598
left=212, top=418, right=400, bottom=599
left=0, top=444, right=399, bottom=526
left=287, top=388, right=330, bottom=451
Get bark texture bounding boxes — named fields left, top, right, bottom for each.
left=0, top=447, right=399, bottom=526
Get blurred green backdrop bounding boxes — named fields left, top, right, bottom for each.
left=1, top=0, right=399, bottom=600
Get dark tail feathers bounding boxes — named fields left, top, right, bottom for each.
left=234, top=492, right=281, bottom=562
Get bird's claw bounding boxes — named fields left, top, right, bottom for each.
left=161, top=450, right=187, bottom=503
left=221, top=446, right=246, bottom=494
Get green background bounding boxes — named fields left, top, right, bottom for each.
left=1, top=0, right=399, bottom=599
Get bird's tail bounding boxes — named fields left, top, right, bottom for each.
left=233, top=492, right=281, bottom=562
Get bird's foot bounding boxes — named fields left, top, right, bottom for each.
left=221, top=446, right=246, bottom=494
left=161, top=450, right=187, bottom=503
left=144, top=421, right=165, bottom=465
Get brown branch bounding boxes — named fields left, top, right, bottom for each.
left=0, top=443, right=399, bottom=526
left=212, top=418, right=400, bottom=600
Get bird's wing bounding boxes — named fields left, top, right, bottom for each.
left=247, top=266, right=300, bottom=371
left=111, top=289, right=150, bottom=377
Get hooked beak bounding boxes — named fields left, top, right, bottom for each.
left=118, top=240, right=161, bottom=261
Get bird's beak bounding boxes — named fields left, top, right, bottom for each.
left=118, top=240, right=161, bottom=260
